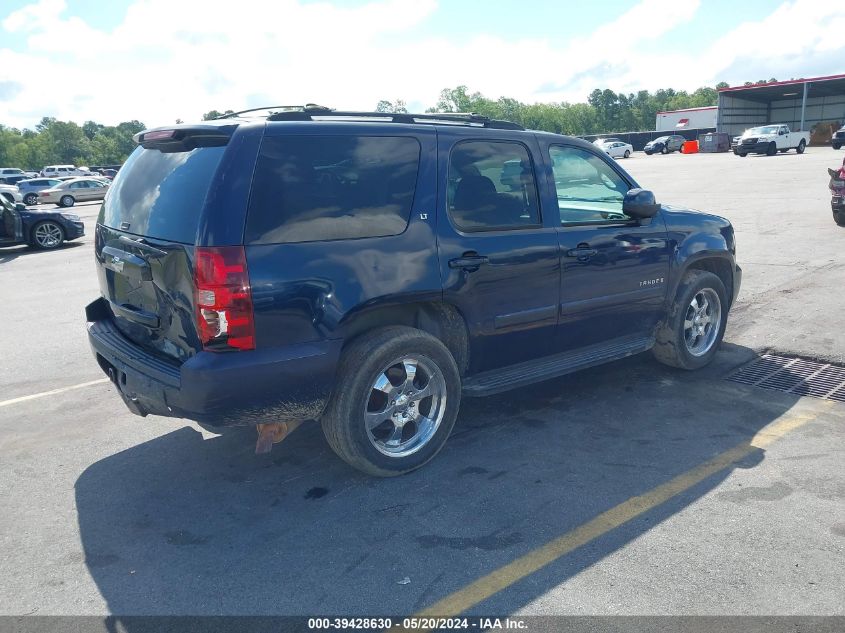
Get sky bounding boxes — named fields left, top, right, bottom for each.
left=1, top=0, right=844, bottom=129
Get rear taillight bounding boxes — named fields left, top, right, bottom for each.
left=194, top=246, right=255, bottom=351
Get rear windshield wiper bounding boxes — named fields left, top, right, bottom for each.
left=117, top=235, right=167, bottom=258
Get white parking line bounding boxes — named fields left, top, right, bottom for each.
left=0, top=378, right=109, bottom=408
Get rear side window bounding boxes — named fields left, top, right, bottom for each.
left=447, top=141, right=541, bottom=231
left=245, top=135, right=420, bottom=244
left=101, top=145, right=225, bottom=244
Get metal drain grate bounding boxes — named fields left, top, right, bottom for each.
left=727, top=354, right=845, bottom=402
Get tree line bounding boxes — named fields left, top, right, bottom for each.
left=0, top=117, right=145, bottom=170
left=376, top=83, right=730, bottom=135
left=2, top=80, right=782, bottom=170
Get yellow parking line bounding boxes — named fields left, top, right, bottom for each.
left=0, top=378, right=109, bottom=408
left=417, top=409, right=823, bottom=617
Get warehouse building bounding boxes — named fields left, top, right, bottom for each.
left=716, top=73, right=845, bottom=140
left=655, top=106, right=717, bottom=131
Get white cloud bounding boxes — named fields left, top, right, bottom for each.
left=0, top=0, right=844, bottom=129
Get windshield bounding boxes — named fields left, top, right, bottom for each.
left=747, top=126, right=780, bottom=135
left=652, top=137, right=668, bottom=143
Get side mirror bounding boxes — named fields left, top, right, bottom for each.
left=15, top=202, right=26, bottom=212
left=623, top=188, right=660, bottom=219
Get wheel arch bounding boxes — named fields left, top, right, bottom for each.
left=339, top=300, right=470, bottom=376
left=678, top=253, right=735, bottom=308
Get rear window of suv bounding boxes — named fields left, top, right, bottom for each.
left=101, top=145, right=225, bottom=244
left=245, top=135, right=420, bottom=244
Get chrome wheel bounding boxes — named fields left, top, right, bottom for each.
left=60, top=195, right=74, bottom=207
left=684, top=288, right=721, bottom=357
left=34, top=222, right=64, bottom=248
left=24, top=193, right=37, bottom=205
left=364, top=355, right=447, bottom=458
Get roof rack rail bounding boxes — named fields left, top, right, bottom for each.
left=213, top=105, right=524, bottom=130
left=261, top=108, right=525, bottom=130
left=214, top=104, right=332, bottom=120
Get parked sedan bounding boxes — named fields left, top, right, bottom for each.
left=17, top=178, right=63, bottom=205
left=0, top=194, right=85, bottom=250
left=602, top=141, right=633, bottom=159
left=644, top=135, right=685, bottom=155
left=38, top=177, right=110, bottom=207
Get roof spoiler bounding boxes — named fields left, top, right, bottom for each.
left=133, top=124, right=238, bottom=152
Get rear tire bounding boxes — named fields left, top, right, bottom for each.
left=834, top=211, right=845, bottom=227
left=23, top=193, right=38, bottom=205
left=796, top=139, right=806, bottom=154
left=738, top=152, right=747, bottom=157
left=652, top=270, right=728, bottom=371
left=322, top=326, right=461, bottom=477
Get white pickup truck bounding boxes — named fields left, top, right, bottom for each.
left=734, top=124, right=810, bottom=156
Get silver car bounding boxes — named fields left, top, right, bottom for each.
left=17, top=178, right=63, bottom=206
left=38, top=178, right=110, bottom=207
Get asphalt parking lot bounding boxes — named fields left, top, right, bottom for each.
left=1, top=148, right=844, bottom=624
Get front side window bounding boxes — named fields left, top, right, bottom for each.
left=447, top=141, right=540, bottom=231
left=549, top=145, right=631, bottom=225
left=246, top=135, right=420, bottom=244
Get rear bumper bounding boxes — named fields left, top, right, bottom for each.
left=86, top=298, right=341, bottom=426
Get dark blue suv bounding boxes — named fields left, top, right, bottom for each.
left=86, top=107, right=741, bottom=476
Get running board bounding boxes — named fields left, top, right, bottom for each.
left=462, top=335, right=654, bottom=397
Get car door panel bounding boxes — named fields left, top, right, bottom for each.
left=436, top=129, right=561, bottom=373
left=556, top=221, right=670, bottom=349
left=537, top=140, right=671, bottom=352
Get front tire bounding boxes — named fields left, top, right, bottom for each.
left=652, top=270, right=728, bottom=370
left=766, top=142, right=777, bottom=156
left=59, top=195, right=75, bottom=207
left=322, top=326, right=461, bottom=476
left=624, top=150, right=630, bottom=158
left=834, top=211, right=845, bottom=227
left=23, top=193, right=38, bottom=205
left=661, top=146, right=668, bottom=155
left=833, top=143, right=842, bottom=150
left=796, top=139, right=806, bottom=154
left=30, top=221, right=65, bottom=249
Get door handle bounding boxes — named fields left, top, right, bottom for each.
left=449, top=255, right=489, bottom=271
left=565, top=247, right=597, bottom=259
